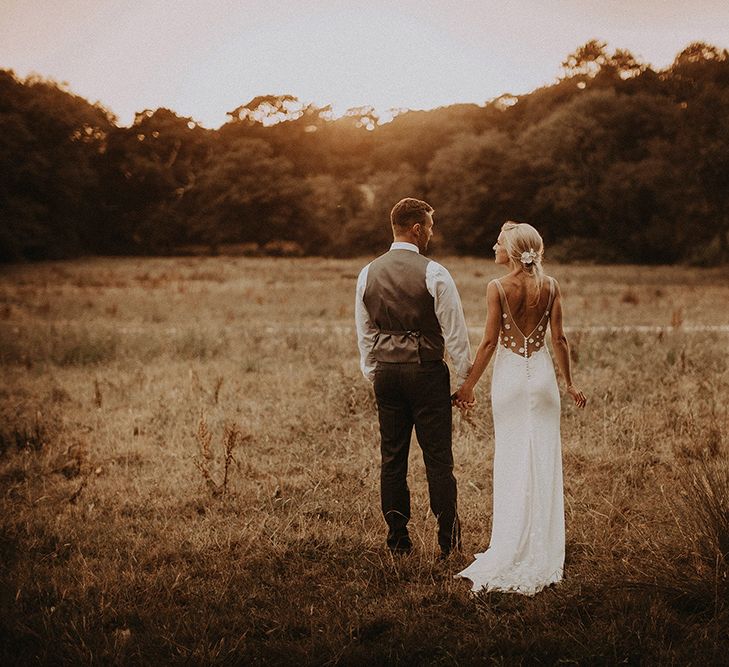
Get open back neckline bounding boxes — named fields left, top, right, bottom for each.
left=495, top=278, right=555, bottom=358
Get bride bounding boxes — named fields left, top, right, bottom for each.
left=453, top=221, right=587, bottom=595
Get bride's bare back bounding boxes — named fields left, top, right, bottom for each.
left=495, top=276, right=555, bottom=358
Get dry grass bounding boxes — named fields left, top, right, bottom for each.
left=1, top=256, right=729, bottom=664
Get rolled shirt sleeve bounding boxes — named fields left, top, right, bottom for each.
left=426, top=261, right=472, bottom=386
left=355, top=263, right=378, bottom=382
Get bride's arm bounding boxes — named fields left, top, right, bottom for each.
left=453, top=280, right=501, bottom=407
left=549, top=280, right=587, bottom=408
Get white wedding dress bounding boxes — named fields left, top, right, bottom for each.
left=456, top=277, right=564, bottom=595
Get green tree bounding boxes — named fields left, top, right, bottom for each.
left=340, top=164, right=426, bottom=255
left=427, top=131, right=512, bottom=254
left=301, top=174, right=366, bottom=254
left=187, top=137, right=313, bottom=251
left=0, top=70, right=112, bottom=260
left=98, top=108, right=210, bottom=253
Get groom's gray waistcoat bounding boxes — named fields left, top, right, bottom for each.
left=363, top=249, right=444, bottom=364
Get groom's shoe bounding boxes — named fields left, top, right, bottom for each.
left=386, top=529, right=412, bottom=555
left=388, top=538, right=413, bottom=556
left=437, top=541, right=463, bottom=561
left=387, top=537, right=413, bottom=556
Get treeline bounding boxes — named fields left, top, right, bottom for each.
left=1, top=40, right=728, bottom=264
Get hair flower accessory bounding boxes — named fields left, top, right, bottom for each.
left=520, top=249, right=538, bottom=265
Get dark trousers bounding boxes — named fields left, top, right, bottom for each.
left=373, top=360, right=461, bottom=554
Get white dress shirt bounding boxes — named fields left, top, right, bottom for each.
left=355, top=241, right=472, bottom=385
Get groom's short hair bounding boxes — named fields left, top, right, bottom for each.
left=390, top=198, right=434, bottom=230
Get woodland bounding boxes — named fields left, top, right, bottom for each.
left=1, top=41, right=728, bottom=264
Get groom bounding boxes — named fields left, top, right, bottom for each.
left=355, top=198, right=472, bottom=557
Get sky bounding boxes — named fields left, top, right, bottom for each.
left=1, top=0, right=728, bottom=128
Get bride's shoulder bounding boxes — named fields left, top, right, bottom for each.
left=486, top=278, right=500, bottom=294
left=544, top=275, right=562, bottom=295
left=486, top=279, right=503, bottom=303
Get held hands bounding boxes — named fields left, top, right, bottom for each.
left=567, top=384, right=587, bottom=408
left=452, top=385, right=476, bottom=411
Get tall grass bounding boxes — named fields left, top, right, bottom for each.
left=1, top=257, right=728, bottom=664
left=194, top=413, right=246, bottom=496
left=673, top=459, right=729, bottom=613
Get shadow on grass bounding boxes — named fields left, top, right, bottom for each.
left=2, top=515, right=729, bottom=665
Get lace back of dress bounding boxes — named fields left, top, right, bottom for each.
left=495, top=278, right=555, bottom=358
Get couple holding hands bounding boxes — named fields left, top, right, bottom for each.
left=355, top=197, right=587, bottom=595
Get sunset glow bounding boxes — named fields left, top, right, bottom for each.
left=2, top=0, right=729, bottom=127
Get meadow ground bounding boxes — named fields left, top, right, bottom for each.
left=1, top=256, right=728, bottom=665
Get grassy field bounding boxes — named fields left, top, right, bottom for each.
left=1, top=255, right=728, bottom=665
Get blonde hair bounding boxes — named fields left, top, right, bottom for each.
left=500, top=221, right=545, bottom=301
